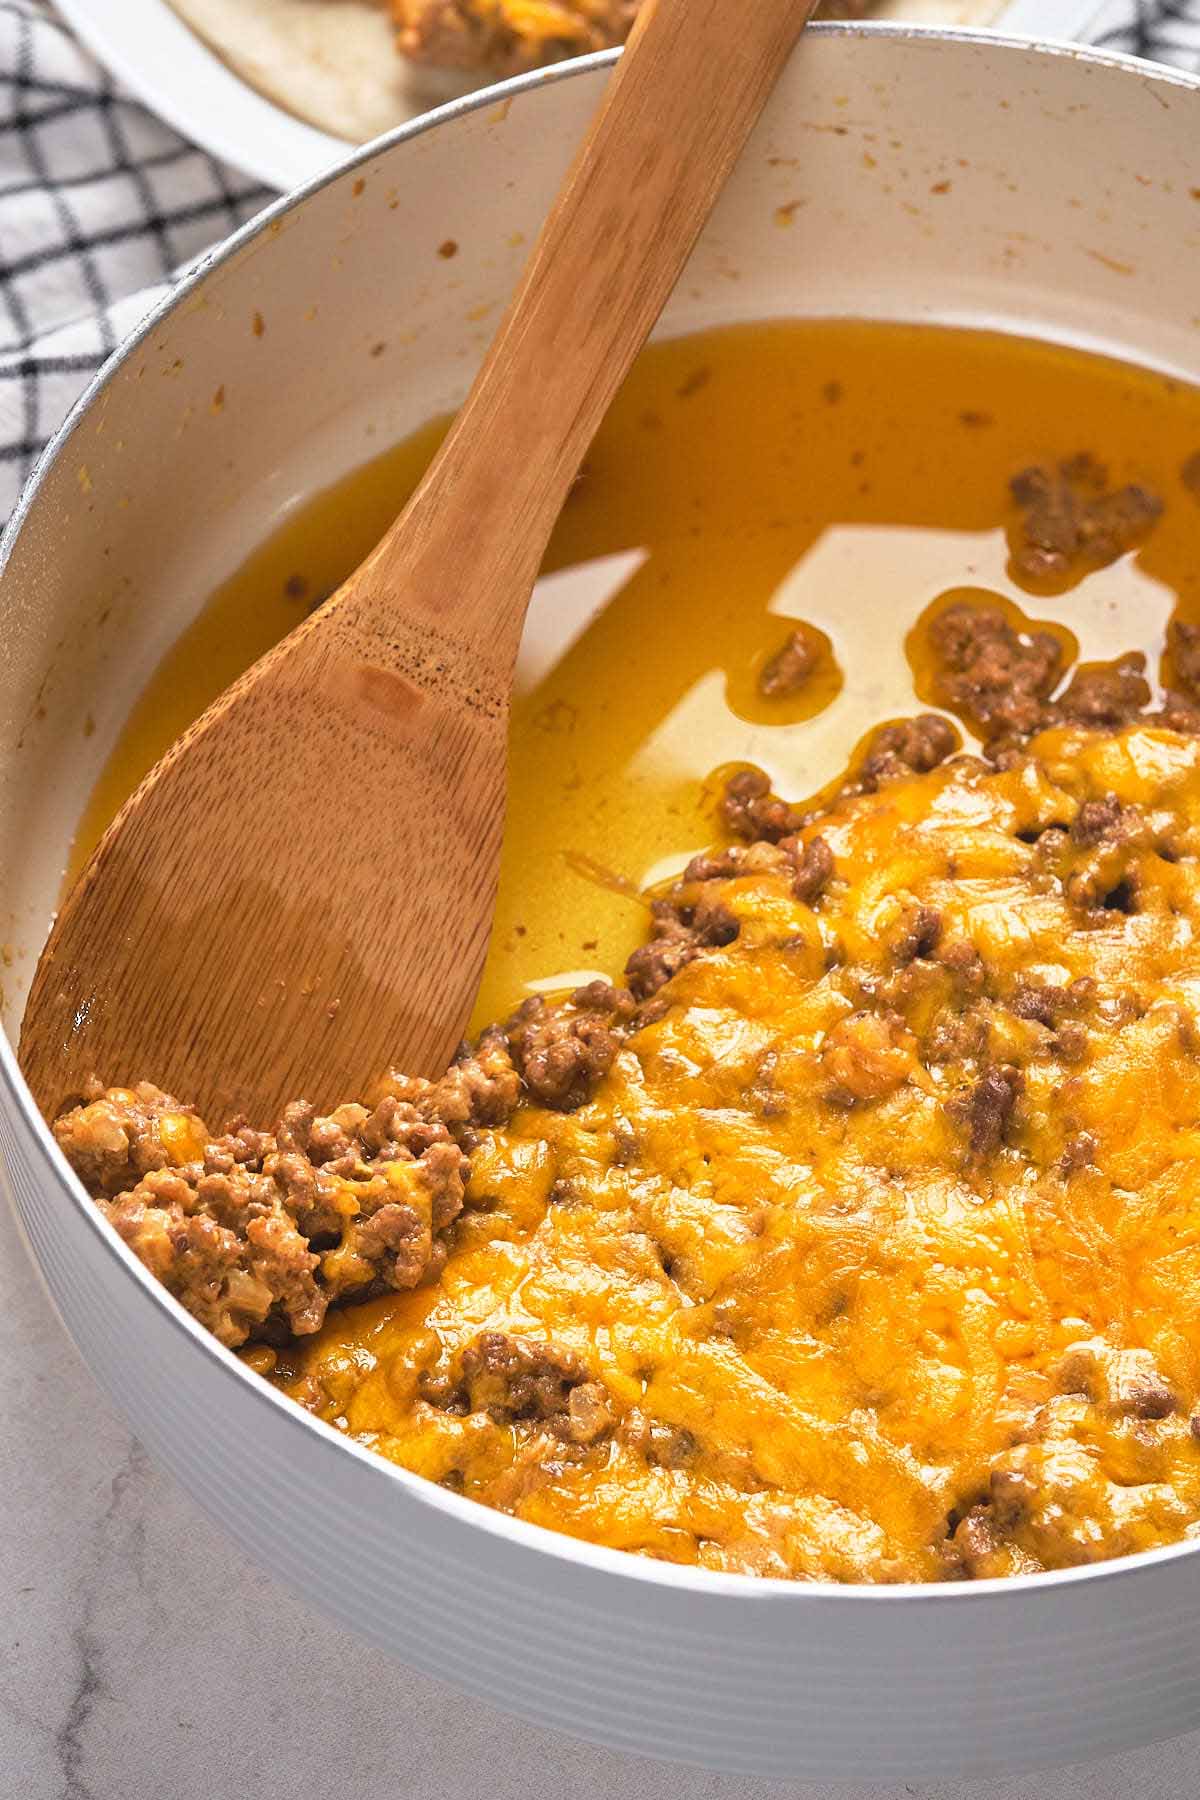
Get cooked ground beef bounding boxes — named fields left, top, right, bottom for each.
left=1010, top=454, right=1162, bottom=581
left=615, top=1410, right=699, bottom=1467
left=462, top=1329, right=583, bottom=1416
left=56, top=977, right=645, bottom=1350
left=1057, top=654, right=1152, bottom=728
left=721, top=720, right=962, bottom=853
left=102, top=1162, right=325, bottom=1348
left=929, top=602, right=1062, bottom=739
left=625, top=896, right=738, bottom=998
left=1059, top=1129, right=1098, bottom=1175
left=936, top=937, right=987, bottom=995
left=855, top=713, right=959, bottom=792
left=719, top=767, right=801, bottom=843
left=392, top=0, right=641, bottom=76
left=923, top=601, right=1200, bottom=757
left=682, top=846, right=742, bottom=883
left=1071, top=793, right=1140, bottom=848
left=1157, top=689, right=1200, bottom=733
left=55, top=996, right=608, bottom=1349
left=1009, top=981, right=1068, bottom=1026
left=955, top=1064, right=1024, bottom=1159
left=625, top=899, right=703, bottom=998
left=720, top=723, right=965, bottom=846
left=393, top=0, right=872, bottom=75
left=791, top=834, right=834, bottom=904
left=758, top=628, right=815, bottom=699
left=680, top=834, right=832, bottom=915
left=1033, top=793, right=1152, bottom=913
left=459, top=1330, right=612, bottom=1444
left=507, top=981, right=635, bottom=1110
left=1172, top=619, right=1200, bottom=698
left=894, top=905, right=943, bottom=964
left=53, top=1080, right=206, bottom=1198
left=55, top=1075, right=481, bottom=1346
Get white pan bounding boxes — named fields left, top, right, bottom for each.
left=4, top=26, right=1200, bottom=1781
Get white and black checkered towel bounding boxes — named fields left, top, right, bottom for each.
left=3, top=0, right=1200, bottom=527
left=0, top=0, right=267, bottom=521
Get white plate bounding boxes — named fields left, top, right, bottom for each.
left=56, top=0, right=1110, bottom=194
left=53, top=0, right=347, bottom=190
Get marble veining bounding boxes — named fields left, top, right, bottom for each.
left=6, top=1194, right=1200, bottom=1800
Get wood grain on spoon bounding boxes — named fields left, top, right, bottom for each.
left=21, top=0, right=818, bottom=1126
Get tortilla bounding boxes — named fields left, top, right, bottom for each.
left=166, top=0, right=1011, bottom=151
left=167, top=0, right=475, bottom=146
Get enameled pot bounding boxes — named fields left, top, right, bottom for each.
left=5, top=26, right=1200, bottom=1779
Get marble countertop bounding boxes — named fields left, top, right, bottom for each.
left=5, top=1195, right=1200, bottom=1800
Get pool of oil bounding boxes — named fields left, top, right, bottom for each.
left=70, top=318, right=1200, bottom=1033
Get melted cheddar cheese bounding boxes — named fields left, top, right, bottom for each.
left=275, top=725, right=1200, bottom=1581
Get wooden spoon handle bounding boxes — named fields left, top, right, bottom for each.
left=358, top=0, right=819, bottom=644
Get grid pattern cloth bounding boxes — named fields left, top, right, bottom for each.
left=1091, top=0, right=1200, bottom=62
left=2, top=0, right=1200, bottom=527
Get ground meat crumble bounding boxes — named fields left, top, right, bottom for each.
left=758, top=628, right=816, bottom=699
left=53, top=996, right=620, bottom=1349
left=392, top=0, right=641, bottom=78
left=458, top=1331, right=613, bottom=1445
left=1009, top=454, right=1162, bottom=581
left=393, top=0, right=874, bottom=77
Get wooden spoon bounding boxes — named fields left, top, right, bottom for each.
left=22, top=0, right=818, bottom=1126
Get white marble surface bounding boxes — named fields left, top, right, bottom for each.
left=5, top=1191, right=1200, bottom=1800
